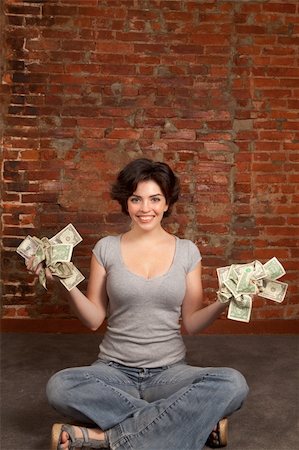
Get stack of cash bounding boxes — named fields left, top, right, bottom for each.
left=217, top=257, right=288, bottom=322
left=16, top=224, right=85, bottom=291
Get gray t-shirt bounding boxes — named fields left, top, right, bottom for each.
left=92, top=235, right=202, bottom=368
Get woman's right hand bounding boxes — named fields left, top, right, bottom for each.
left=25, top=256, right=53, bottom=281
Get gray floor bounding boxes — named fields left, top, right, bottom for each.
left=1, top=333, right=298, bottom=450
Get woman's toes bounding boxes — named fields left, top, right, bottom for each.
left=59, top=431, right=70, bottom=449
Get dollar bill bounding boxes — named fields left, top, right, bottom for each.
left=217, top=286, right=232, bottom=303
left=216, top=266, right=230, bottom=286
left=217, top=257, right=287, bottom=322
left=227, top=295, right=252, bottom=323
left=263, top=257, right=286, bottom=280
left=253, top=260, right=266, bottom=280
left=259, top=279, right=288, bottom=303
left=236, top=266, right=258, bottom=295
left=50, top=223, right=82, bottom=247
left=33, top=243, right=46, bottom=267
left=51, top=244, right=73, bottom=264
left=227, top=264, right=239, bottom=282
left=16, top=236, right=40, bottom=260
left=234, top=262, right=255, bottom=277
left=223, top=277, right=238, bottom=298
left=16, top=225, right=84, bottom=290
left=234, top=295, right=249, bottom=308
left=60, top=265, right=85, bottom=291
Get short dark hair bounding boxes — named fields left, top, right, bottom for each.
left=111, top=158, right=180, bottom=217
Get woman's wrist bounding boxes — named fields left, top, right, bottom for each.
left=216, top=297, right=230, bottom=310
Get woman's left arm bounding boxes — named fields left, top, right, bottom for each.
left=181, top=262, right=227, bottom=335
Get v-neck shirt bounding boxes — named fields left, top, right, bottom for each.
left=92, top=235, right=202, bottom=368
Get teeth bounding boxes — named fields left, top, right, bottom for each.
left=139, top=216, right=153, bottom=222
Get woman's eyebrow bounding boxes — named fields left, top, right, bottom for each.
left=131, top=193, right=163, bottom=198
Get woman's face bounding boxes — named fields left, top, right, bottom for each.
left=127, top=180, right=168, bottom=231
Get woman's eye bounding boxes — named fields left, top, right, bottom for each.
left=151, top=197, right=160, bottom=202
left=130, top=197, right=140, bottom=203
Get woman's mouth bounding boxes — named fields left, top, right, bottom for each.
left=137, top=215, right=155, bottom=223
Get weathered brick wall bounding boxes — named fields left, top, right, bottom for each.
left=1, top=0, right=298, bottom=324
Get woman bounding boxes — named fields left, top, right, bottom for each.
left=27, top=159, right=248, bottom=450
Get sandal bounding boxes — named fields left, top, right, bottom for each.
left=51, top=423, right=109, bottom=450
left=206, top=418, right=228, bottom=448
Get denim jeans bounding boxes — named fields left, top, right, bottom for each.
left=46, top=360, right=249, bottom=450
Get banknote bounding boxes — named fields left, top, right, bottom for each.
left=234, top=260, right=266, bottom=281
left=60, top=265, right=85, bottom=291
left=234, top=262, right=254, bottom=277
left=216, top=266, right=230, bottom=286
left=227, top=295, right=252, bottom=323
left=217, top=257, right=287, bottom=322
left=51, top=244, right=73, bottom=264
left=234, top=295, right=250, bottom=308
left=259, top=279, right=288, bottom=303
left=217, top=286, right=232, bottom=303
left=16, top=225, right=84, bottom=290
left=227, top=264, right=238, bottom=282
left=50, top=223, right=82, bottom=247
left=253, top=260, right=266, bottom=280
left=236, top=266, right=257, bottom=295
left=33, top=242, right=46, bottom=267
left=16, top=236, right=40, bottom=260
left=223, top=277, right=238, bottom=298
left=263, top=257, right=286, bottom=281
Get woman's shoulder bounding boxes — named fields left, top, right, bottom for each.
left=95, top=235, right=120, bottom=246
left=175, top=236, right=199, bottom=250
left=92, top=235, right=121, bottom=265
left=175, top=236, right=202, bottom=272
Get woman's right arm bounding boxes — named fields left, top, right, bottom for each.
left=66, top=254, right=108, bottom=331
left=27, top=253, right=108, bottom=331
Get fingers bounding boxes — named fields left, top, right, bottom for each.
left=45, top=267, right=54, bottom=280
left=25, top=256, right=55, bottom=285
left=25, top=257, right=43, bottom=276
left=25, top=256, right=36, bottom=272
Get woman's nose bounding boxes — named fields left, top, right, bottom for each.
left=140, top=200, right=150, bottom=211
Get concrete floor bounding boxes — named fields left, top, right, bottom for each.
left=1, top=333, right=298, bottom=450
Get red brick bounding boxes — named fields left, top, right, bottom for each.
left=42, top=4, right=78, bottom=16
left=262, top=3, right=297, bottom=14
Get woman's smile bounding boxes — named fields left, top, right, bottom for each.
left=137, top=215, right=155, bottom=222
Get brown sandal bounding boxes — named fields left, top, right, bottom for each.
left=206, top=418, right=228, bottom=448
left=51, top=423, right=109, bottom=450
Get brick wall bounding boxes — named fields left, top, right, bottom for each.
left=1, top=0, right=298, bottom=328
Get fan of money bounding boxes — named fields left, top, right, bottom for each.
left=217, top=258, right=288, bottom=322
left=16, top=224, right=85, bottom=291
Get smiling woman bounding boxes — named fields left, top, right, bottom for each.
left=110, top=158, right=180, bottom=217
left=127, top=180, right=168, bottom=229
left=26, top=158, right=248, bottom=450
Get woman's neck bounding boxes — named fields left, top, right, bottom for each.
left=124, top=225, right=169, bottom=243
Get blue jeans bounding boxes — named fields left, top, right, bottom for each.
left=46, top=360, right=248, bottom=450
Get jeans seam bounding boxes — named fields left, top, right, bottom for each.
left=95, top=378, right=140, bottom=411
left=120, top=381, right=202, bottom=444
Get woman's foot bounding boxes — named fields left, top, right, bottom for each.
left=206, top=418, right=228, bottom=448
left=51, top=423, right=109, bottom=449
left=60, top=427, right=105, bottom=449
